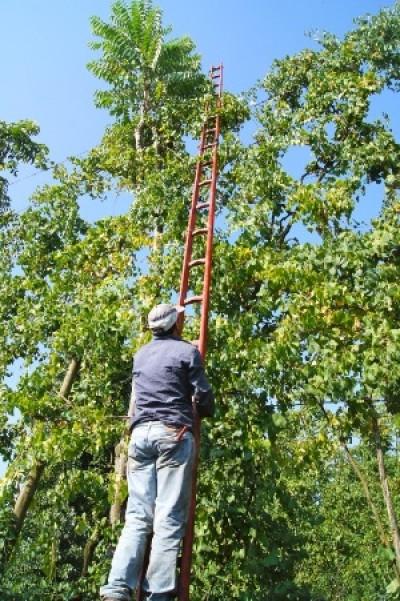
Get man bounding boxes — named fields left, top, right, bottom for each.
left=101, top=303, right=214, bottom=601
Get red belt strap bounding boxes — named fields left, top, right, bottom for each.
left=176, top=425, right=190, bottom=441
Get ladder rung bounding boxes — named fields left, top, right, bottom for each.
left=184, top=295, right=203, bottom=305
left=201, top=159, right=213, bottom=166
left=199, top=179, right=212, bottom=187
left=204, top=128, right=216, bottom=134
left=189, top=258, right=206, bottom=268
left=203, top=143, right=216, bottom=149
left=211, top=73, right=221, bottom=79
left=196, top=201, right=210, bottom=210
left=192, top=227, right=208, bottom=237
left=211, top=66, right=221, bottom=72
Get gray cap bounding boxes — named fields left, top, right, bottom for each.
left=148, top=303, right=185, bottom=333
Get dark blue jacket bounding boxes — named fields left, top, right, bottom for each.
left=131, top=334, right=214, bottom=429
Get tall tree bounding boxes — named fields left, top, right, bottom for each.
left=88, top=0, right=208, bottom=153
left=4, top=3, right=400, bottom=601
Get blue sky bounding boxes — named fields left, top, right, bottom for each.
left=0, top=1, right=398, bottom=475
left=1, top=0, right=397, bottom=219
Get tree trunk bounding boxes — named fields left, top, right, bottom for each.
left=372, top=414, right=400, bottom=576
left=109, top=387, right=136, bottom=526
left=59, top=357, right=80, bottom=399
left=135, top=85, right=150, bottom=153
left=109, top=439, right=128, bottom=527
left=13, top=459, right=46, bottom=535
left=341, top=439, right=400, bottom=578
left=319, top=402, right=399, bottom=578
left=81, top=526, right=100, bottom=577
left=341, top=441, right=388, bottom=546
left=134, top=41, right=161, bottom=153
left=7, top=358, right=80, bottom=562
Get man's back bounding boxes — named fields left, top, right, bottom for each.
left=132, top=333, right=214, bottom=429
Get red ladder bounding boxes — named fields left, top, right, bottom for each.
left=135, top=64, right=223, bottom=601
left=177, top=63, right=223, bottom=601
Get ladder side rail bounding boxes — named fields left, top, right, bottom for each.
left=198, top=112, right=221, bottom=357
left=178, top=141, right=218, bottom=601
left=179, top=65, right=223, bottom=601
left=179, top=126, right=207, bottom=307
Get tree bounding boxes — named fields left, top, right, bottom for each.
left=88, top=0, right=208, bottom=153
left=4, top=2, right=400, bottom=601
left=242, top=4, right=400, bottom=594
left=0, top=119, right=47, bottom=210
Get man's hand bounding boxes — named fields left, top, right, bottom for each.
left=190, top=339, right=200, bottom=349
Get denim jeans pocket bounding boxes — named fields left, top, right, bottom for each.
left=156, top=433, right=194, bottom=467
left=159, top=429, right=179, bottom=441
left=128, top=439, right=149, bottom=467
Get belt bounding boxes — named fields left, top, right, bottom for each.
left=165, top=424, right=191, bottom=441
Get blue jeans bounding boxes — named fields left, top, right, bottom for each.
left=100, top=421, right=194, bottom=601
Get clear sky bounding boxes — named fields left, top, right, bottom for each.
left=1, top=0, right=397, bottom=218
left=0, top=1, right=398, bottom=475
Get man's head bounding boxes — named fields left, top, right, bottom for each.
left=148, top=303, right=185, bottom=335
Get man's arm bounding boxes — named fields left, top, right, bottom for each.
left=188, top=348, right=215, bottom=418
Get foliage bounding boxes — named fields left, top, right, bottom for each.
left=0, top=120, right=48, bottom=210
left=2, top=2, right=400, bottom=601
